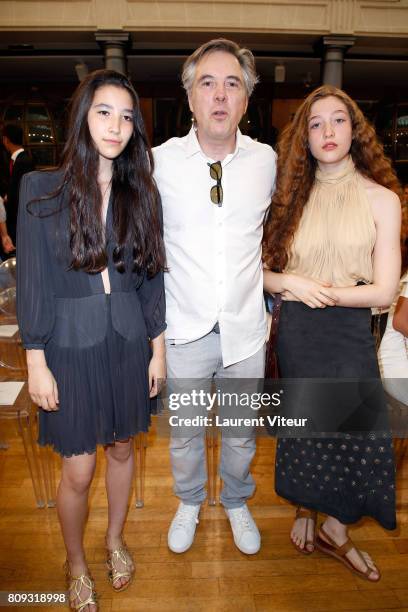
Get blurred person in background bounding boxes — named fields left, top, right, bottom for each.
left=2, top=123, right=34, bottom=248
left=378, top=211, right=408, bottom=406
left=0, top=194, right=15, bottom=256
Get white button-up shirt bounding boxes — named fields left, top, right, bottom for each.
left=11, top=148, right=24, bottom=162
left=153, top=127, right=276, bottom=367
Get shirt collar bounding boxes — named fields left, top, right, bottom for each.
left=235, top=128, right=251, bottom=151
left=11, top=148, right=24, bottom=162
left=184, top=126, right=251, bottom=160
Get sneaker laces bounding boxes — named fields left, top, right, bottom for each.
left=174, top=505, right=199, bottom=528
left=231, top=507, right=252, bottom=531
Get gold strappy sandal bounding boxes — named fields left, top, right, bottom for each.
left=106, top=541, right=135, bottom=592
left=64, top=561, right=98, bottom=611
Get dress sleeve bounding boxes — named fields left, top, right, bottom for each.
left=137, top=270, right=166, bottom=340
left=137, top=195, right=166, bottom=340
left=16, top=173, right=55, bottom=349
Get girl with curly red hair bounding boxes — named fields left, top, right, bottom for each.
left=263, top=85, right=401, bottom=581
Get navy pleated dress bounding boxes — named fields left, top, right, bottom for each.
left=16, top=170, right=166, bottom=457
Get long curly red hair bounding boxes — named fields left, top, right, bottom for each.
left=263, top=85, right=401, bottom=272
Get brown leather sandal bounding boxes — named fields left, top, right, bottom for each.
left=315, top=525, right=381, bottom=582
left=291, top=506, right=317, bottom=555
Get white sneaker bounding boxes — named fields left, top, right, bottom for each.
left=225, top=504, right=261, bottom=554
left=168, top=502, right=200, bottom=553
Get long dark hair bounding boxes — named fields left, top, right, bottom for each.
left=57, top=69, right=165, bottom=276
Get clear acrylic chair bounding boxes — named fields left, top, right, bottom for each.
left=0, top=326, right=57, bottom=508
left=0, top=257, right=16, bottom=319
left=0, top=371, right=57, bottom=508
left=0, top=380, right=49, bottom=508
left=0, top=257, right=16, bottom=285
left=133, top=433, right=148, bottom=507
left=131, top=431, right=220, bottom=508
left=206, top=427, right=219, bottom=505
left=0, top=279, right=56, bottom=508
left=386, top=391, right=408, bottom=469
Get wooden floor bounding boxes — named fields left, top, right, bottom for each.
left=0, top=419, right=407, bottom=612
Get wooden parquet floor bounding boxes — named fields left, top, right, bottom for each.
left=0, top=419, right=407, bottom=612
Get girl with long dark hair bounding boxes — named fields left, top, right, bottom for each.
left=263, top=86, right=401, bottom=582
left=17, top=70, right=166, bottom=611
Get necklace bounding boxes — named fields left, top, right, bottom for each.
left=99, top=178, right=112, bottom=224
left=99, top=178, right=112, bottom=199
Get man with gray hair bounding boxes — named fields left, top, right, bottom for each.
left=154, top=39, right=276, bottom=555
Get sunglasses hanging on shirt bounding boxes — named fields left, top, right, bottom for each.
left=208, top=161, right=223, bottom=207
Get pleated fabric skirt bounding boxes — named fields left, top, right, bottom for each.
left=274, top=301, right=396, bottom=530
left=38, top=295, right=151, bottom=457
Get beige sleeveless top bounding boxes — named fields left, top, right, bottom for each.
left=285, top=156, right=376, bottom=287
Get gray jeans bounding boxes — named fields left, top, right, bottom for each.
left=166, top=330, right=265, bottom=509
